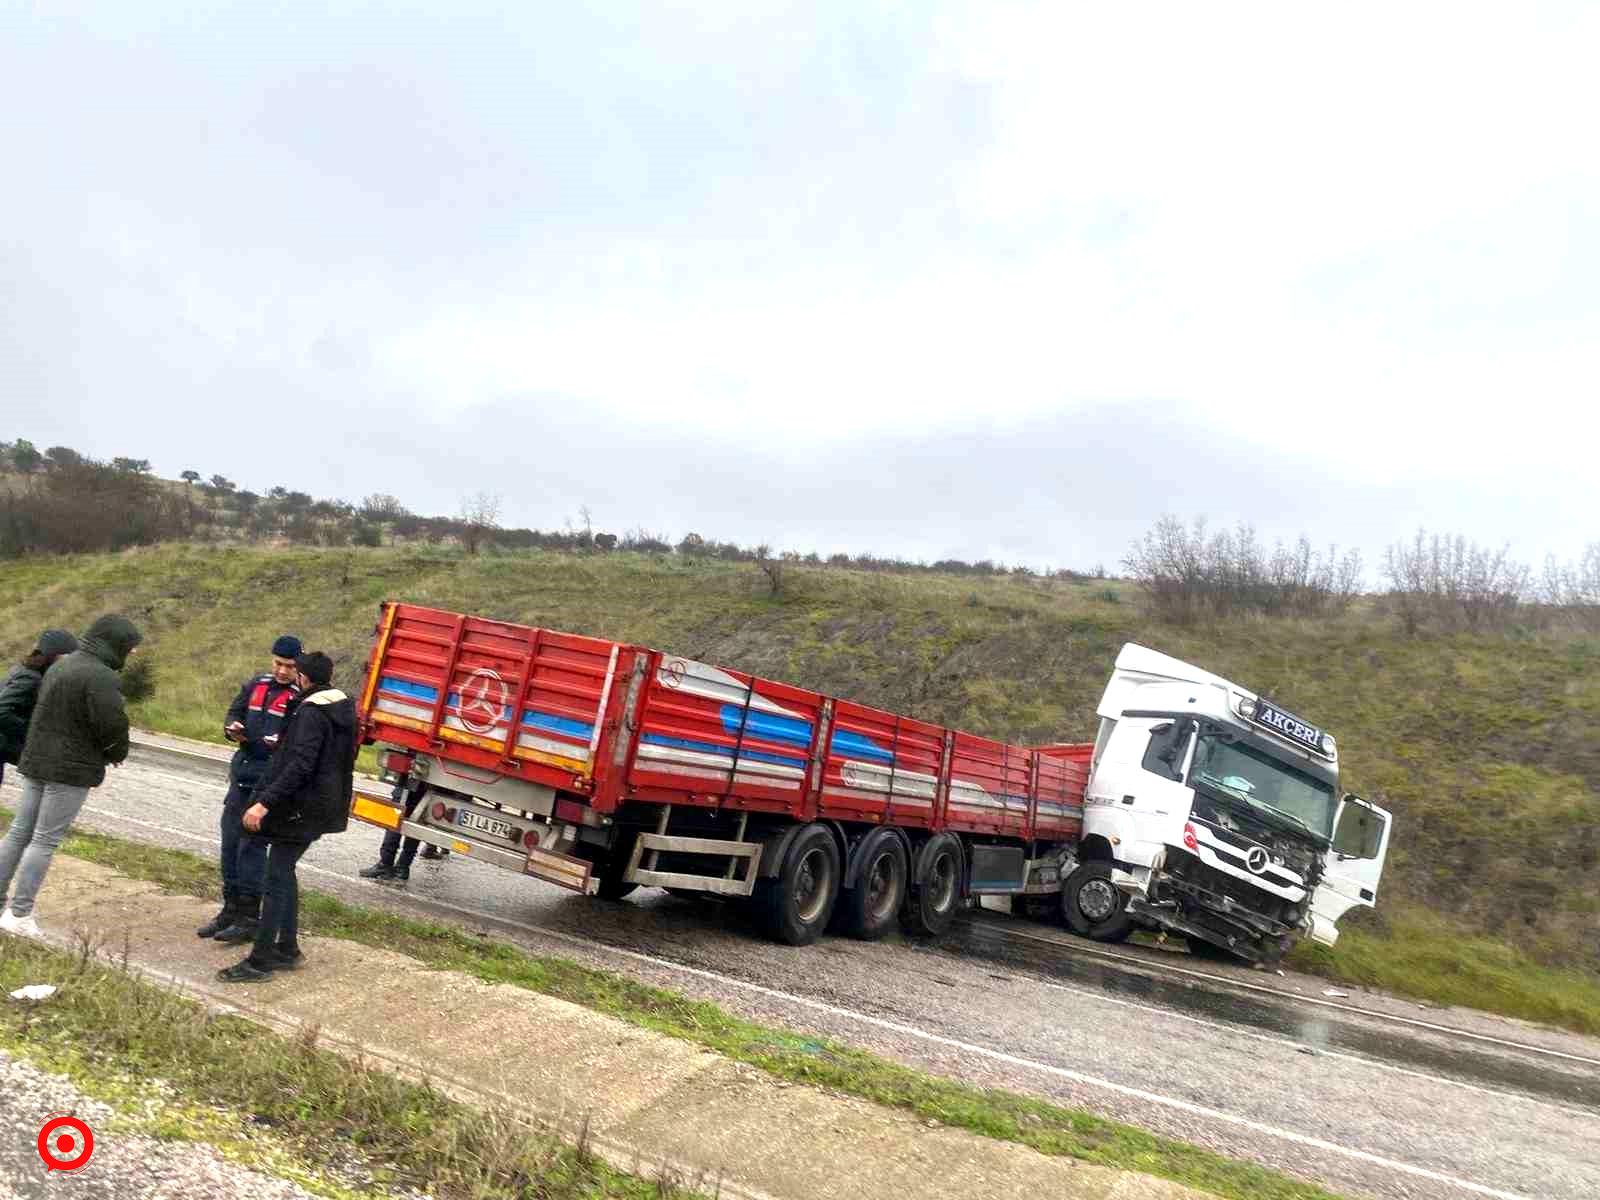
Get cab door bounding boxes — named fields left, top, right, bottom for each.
left=1308, top=795, right=1392, bottom=945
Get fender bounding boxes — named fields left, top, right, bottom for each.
left=757, top=824, right=807, bottom=879
left=843, top=826, right=912, bottom=889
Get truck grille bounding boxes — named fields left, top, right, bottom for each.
left=1164, top=849, right=1298, bottom=926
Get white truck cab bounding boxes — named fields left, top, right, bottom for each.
left=1066, top=644, right=1392, bottom=963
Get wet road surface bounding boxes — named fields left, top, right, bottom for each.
left=9, top=745, right=1599, bottom=1200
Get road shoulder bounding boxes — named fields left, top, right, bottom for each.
left=18, top=853, right=1211, bottom=1200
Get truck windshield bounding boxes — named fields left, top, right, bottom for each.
left=1190, top=735, right=1334, bottom=840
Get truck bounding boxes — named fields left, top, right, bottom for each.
left=349, top=601, right=1392, bottom=963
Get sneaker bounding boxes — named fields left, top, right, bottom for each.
left=216, top=958, right=274, bottom=983
left=358, top=863, right=396, bottom=880
left=0, top=908, right=43, bottom=940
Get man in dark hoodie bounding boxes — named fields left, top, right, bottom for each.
left=0, top=629, right=80, bottom=789
left=219, top=650, right=354, bottom=981
left=0, top=615, right=141, bottom=940
left=201, top=633, right=302, bottom=944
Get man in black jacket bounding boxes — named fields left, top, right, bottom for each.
left=0, top=630, right=79, bottom=788
left=1, top=615, right=141, bottom=939
left=202, top=634, right=301, bottom=943
left=218, top=651, right=354, bottom=982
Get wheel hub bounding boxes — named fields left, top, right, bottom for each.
left=1078, top=877, right=1119, bottom=922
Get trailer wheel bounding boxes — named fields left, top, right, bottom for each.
left=756, top=823, right=840, bottom=946
left=899, top=835, right=962, bottom=937
left=1061, top=861, right=1132, bottom=942
left=836, top=832, right=908, bottom=940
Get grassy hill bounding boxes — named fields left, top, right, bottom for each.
left=3, top=543, right=1597, bottom=1031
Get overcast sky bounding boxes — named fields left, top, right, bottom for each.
left=4, top=2, right=1596, bottom=574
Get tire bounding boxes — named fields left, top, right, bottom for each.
left=755, top=823, right=841, bottom=946
left=898, top=835, right=962, bottom=937
left=836, top=833, right=909, bottom=940
left=1061, top=861, right=1133, bottom=942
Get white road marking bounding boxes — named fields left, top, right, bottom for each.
left=70, top=801, right=1547, bottom=1200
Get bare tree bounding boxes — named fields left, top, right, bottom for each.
left=360, top=492, right=410, bottom=522
left=1125, top=515, right=1365, bottom=625
left=1382, top=529, right=1530, bottom=634
left=459, top=491, right=502, bottom=555
left=755, top=543, right=784, bottom=596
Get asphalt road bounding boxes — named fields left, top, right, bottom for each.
left=10, top=745, right=1599, bottom=1200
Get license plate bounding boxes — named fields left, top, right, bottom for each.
left=456, top=808, right=515, bottom=840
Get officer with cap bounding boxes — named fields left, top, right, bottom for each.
left=202, top=634, right=302, bottom=942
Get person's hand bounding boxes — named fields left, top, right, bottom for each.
left=243, top=802, right=268, bottom=833
left=226, top=721, right=245, bottom=742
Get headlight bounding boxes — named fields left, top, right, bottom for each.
left=1321, top=733, right=1337, bottom=756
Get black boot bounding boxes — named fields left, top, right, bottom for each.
left=419, top=844, right=447, bottom=860
left=217, top=956, right=274, bottom=983
left=261, top=942, right=304, bottom=971
left=359, top=862, right=396, bottom=880
left=213, top=893, right=261, bottom=944
left=197, top=889, right=236, bottom=938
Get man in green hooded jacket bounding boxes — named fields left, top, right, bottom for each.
left=0, top=614, right=142, bottom=940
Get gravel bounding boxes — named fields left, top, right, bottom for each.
left=0, top=1047, right=331, bottom=1200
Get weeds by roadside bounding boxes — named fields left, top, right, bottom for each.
left=0, top=933, right=703, bottom=1200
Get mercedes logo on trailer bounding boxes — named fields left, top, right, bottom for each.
left=458, top=668, right=509, bottom=735
left=1245, top=846, right=1269, bottom=874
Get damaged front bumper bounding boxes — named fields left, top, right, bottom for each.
left=1125, top=864, right=1303, bottom=963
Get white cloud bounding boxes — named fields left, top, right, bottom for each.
left=5, top=2, right=1597, bottom=569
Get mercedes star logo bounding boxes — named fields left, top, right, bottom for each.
left=458, top=667, right=508, bottom=735
left=1245, top=846, right=1269, bottom=874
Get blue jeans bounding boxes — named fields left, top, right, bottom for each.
left=251, top=839, right=310, bottom=960
left=0, top=775, right=90, bottom=917
left=221, top=781, right=268, bottom=897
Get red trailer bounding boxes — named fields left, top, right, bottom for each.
left=351, top=601, right=1090, bottom=944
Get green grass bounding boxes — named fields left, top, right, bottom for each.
left=8, top=813, right=1351, bottom=1200
left=1287, top=904, right=1600, bottom=1034
left=0, top=936, right=701, bottom=1200
left=2, top=541, right=1596, bottom=984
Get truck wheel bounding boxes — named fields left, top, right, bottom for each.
left=1061, top=861, right=1132, bottom=942
left=898, top=835, right=962, bottom=937
left=836, top=833, right=908, bottom=940
left=756, top=823, right=840, bottom=946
